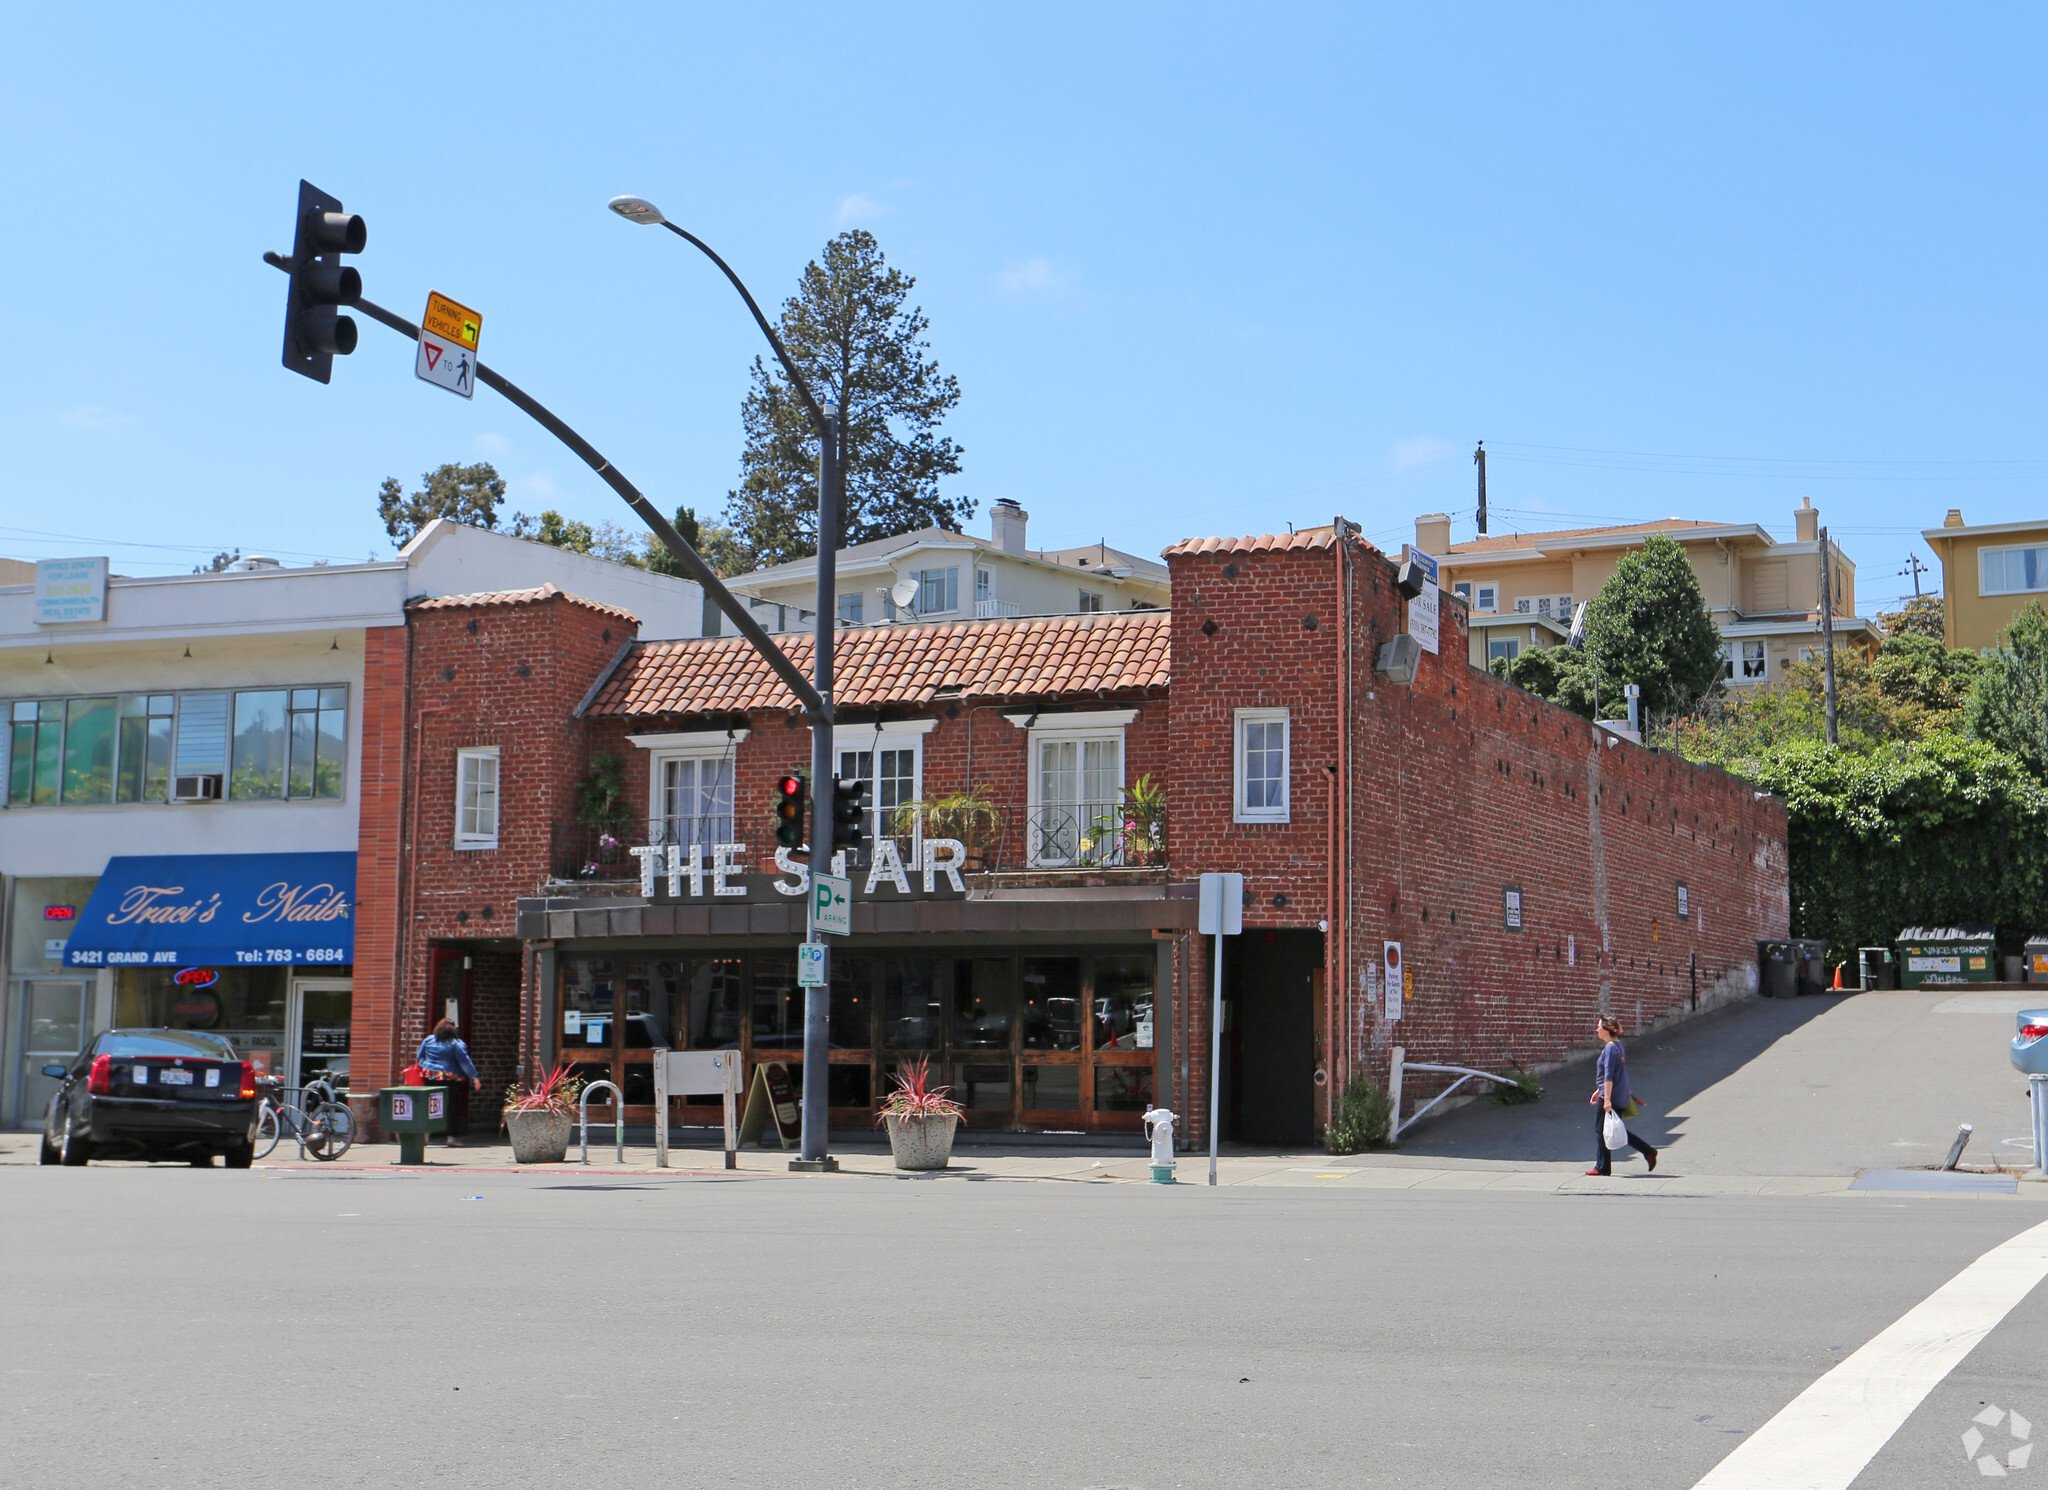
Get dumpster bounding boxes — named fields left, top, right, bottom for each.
left=1896, top=926, right=1997, bottom=988
left=1857, top=946, right=1896, bottom=991
left=1758, top=938, right=1829, bottom=998
left=2027, top=936, right=2048, bottom=984
left=378, top=1084, right=450, bottom=1165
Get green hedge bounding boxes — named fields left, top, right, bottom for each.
left=1724, top=733, right=2048, bottom=960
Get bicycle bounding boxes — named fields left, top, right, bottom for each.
left=253, top=1078, right=357, bottom=1161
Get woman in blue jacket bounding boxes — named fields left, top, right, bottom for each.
left=1588, top=1015, right=1658, bottom=1176
left=417, top=1019, right=481, bottom=1148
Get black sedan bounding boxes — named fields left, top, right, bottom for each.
left=40, top=1029, right=261, bottom=1168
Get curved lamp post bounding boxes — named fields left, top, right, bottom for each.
left=609, top=195, right=842, bottom=1172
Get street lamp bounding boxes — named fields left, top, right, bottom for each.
left=609, top=193, right=843, bottom=1173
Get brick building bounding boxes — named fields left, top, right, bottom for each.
left=350, top=526, right=1789, bottom=1148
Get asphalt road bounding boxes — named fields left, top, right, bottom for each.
left=5, top=1165, right=2044, bottom=1489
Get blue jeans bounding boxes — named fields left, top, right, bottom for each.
left=1593, top=1103, right=1655, bottom=1174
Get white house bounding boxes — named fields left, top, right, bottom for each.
left=0, top=520, right=704, bottom=1129
left=723, top=500, right=1170, bottom=633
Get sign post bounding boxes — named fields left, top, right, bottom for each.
left=1198, top=871, right=1244, bottom=1186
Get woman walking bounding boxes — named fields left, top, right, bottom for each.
left=1588, top=1015, right=1658, bottom=1176
left=416, top=1018, right=481, bottom=1148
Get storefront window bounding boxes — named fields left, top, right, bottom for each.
left=114, top=965, right=290, bottom=1068
left=832, top=956, right=873, bottom=1049
left=1093, top=1065, right=1154, bottom=1113
left=1022, top=1064, right=1079, bottom=1111
left=1020, top=958, right=1082, bottom=1050
left=9, top=875, right=99, bottom=972
left=953, top=959, right=1013, bottom=1051
left=882, top=957, right=940, bottom=1049
left=559, top=958, right=617, bottom=1053
left=681, top=957, right=743, bottom=1047
left=751, top=955, right=801, bottom=1046
left=1092, top=955, right=1155, bottom=1050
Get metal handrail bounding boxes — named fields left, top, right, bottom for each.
left=1388, top=1048, right=1522, bottom=1141
left=579, top=1080, right=624, bottom=1164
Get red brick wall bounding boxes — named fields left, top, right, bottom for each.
left=349, top=624, right=409, bottom=1122
left=1166, top=536, right=1790, bottom=1144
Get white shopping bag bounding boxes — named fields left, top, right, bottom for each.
left=1602, top=1109, right=1629, bottom=1150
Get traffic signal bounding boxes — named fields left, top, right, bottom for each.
left=280, top=179, right=366, bottom=383
left=832, top=777, right=871, bottom=855
left=773, top=774, right=808, bottom=850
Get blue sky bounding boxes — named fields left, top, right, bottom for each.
left=3, top=5, right=2042, bottom=614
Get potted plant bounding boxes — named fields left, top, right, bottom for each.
left=1121, top=774, right=1166, bottom=866
left=501, top=1064, right=583, bottom=1163
left=877, top=1057, right=965, bottom=1170
left=892, top=789, right=1006, bottom=870
left=575, top=752, right=632, bottom=872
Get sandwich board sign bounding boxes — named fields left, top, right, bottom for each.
left=737, top=1060, right=802, bottom=1149
left=416, top=290, right=482, bottom=399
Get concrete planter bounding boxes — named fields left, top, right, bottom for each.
left=504, top=1108, right=573, bottom=1164
left=883, top=1112, right=959, bottom=1170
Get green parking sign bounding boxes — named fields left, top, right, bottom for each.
left=812, top=871, right=852, bottom=936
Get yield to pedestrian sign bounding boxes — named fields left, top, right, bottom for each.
left=812, top=871, right=852, bottom=936
left=415, top=291, right=481, bottom=399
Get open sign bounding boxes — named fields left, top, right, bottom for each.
left=43, top=905, right=76, bottom=921
left=173, top=968, right=220, bottom=988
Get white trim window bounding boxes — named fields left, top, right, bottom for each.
left=838, top=719, right=934, bottom=853
left=652, top=751, right=735, bottom=850
left=914, top=567, right=959, bottom=615
left=455, top=747, right=500, bottom=849
left=1234, top=708, right=1289, bottom=823
left=1012, top=710, right=1135, bottom=868
left=1981, top=544, right=2048, bottom=597
left=1721, top=640, right=1767, bottom=683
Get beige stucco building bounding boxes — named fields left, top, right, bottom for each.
left=1419, top=499, right=1873, bottom=684
left=1919, top=510, right=2048, bottom=652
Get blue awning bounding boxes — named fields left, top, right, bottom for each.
left=63, top=853, right=356, bottom=970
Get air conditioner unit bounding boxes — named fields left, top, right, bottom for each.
left=172, top=774, right=223, bottom=802
left=1375, top=634, right=1422, bottom=686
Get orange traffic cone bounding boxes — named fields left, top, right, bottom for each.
left=1832, top=964, right=1844, bottom=990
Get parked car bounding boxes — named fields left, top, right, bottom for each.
left=39, top=1029, right=261, bottom=1168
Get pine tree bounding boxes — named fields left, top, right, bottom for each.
left=1581, top=533, right=1724, bottom=719
left=725, top=231, right=969, bottom=569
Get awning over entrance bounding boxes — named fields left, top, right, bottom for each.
left=62, top=853, right=356, bottom=970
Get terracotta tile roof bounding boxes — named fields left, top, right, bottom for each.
left=407, top=583, right=639, bottom=626
left=1445, top=518, right=1727, bottom=555
left=1162, top=529, right=1340, bottom=557
left=588, top=610, right=1170, bottom=719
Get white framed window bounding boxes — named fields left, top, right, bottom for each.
left=914, top=567, right=959, bottom=615
left=1078, top=590, right=1104, bottom=613
left=1981, top=545, right=2048, bottom=597
left=1234, top=707, right=1289, bottom=824
left=1720, top=640, right=1767, bottom=683
left=837, top=592, right=863, bottom=626
left=455, top=747, right=500, bottom=849
left=1010, top=709, right=1135, bottom=867
left=1487, top=638, right=1520, bottom=665
left=837, top=719, right=933, bottom=852
left=975, top=568, right=991, bottom=606
left=1477, top=584, right=1497, bottom=612
left=629, top=729, right=747, bottom=848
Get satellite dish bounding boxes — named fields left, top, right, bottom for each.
left=889, top=577, right=919, bottom=609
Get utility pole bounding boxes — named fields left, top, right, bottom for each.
left=1901, top=553, right=1929, bottom=597
left=1474, top=441, right=1488, bottom=536
left=1819, top=526, right=1839, bottom=746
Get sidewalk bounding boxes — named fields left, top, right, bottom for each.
left=6, top=1128, right=2037, bottom=1198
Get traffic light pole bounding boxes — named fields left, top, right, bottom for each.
left=800, top=415, right=841, bottom=1171
left=265, top=259, right=829, bottom=722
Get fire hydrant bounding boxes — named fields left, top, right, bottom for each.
left=1141, top=1105, right=1177, bottom=1184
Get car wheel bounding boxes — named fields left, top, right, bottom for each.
left=223, top=1140, right=255, bottom=1170
left=60, top=1110, right=92, bottom=1167
left=38, top=1131, right=60, bottom=1165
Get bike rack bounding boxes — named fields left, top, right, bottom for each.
left=1387, top=1046, right=1523, bottom=1142
left=579, top=1081, right=624, bottom=1164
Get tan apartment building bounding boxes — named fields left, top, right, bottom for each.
left=1418, top=498, right=1873, bottom=685
left=1919, top=510, right=2048, bottom=652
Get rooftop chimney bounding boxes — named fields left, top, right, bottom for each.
left=991, top=498, right=1029, bottom=555
left=1415, top=512, right=1451, bottom=556
left=1945, top=508, right=1966, bottom=529
left=1794, top=497, right=1818, bottom=543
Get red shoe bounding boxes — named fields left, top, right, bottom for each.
left=1584, top=1168, right=1606, bottom=1176
left=1646, top=1149, right=1659, bottom=1172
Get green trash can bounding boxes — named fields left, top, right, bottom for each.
left=378, top=1085, right=450, bottom=1165
left=1896, top=925, right=1997, bottom=989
